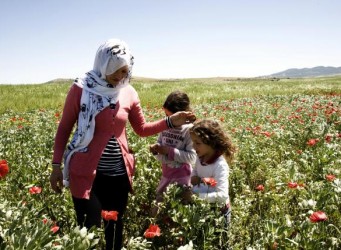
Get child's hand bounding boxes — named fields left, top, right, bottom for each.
left=191, top=176, right=201, bottom=186
left=149, top=144, right=158, bottom=155
left=150, top=144, right=169, bottom=155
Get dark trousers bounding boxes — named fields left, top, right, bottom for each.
left=72, top=173, right=130, bottom=250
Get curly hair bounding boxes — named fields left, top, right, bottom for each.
left=189, top=119, right=236, bottom=163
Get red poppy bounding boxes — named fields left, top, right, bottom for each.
left=144, top=224, right=161, bottom=238
left=29, top=186, right=42, bottom=194
left=202, top=177, right=217, bottom=187
left=309, top=211, right=327, bottom=223
left=261, top=131, right=272, bottom=138
left=42, top=218, right=49, bottom=224
left=325, top=174, right=336, bottom=182
left=287, top=182, right=298, bottom=189
left=325, top=135, right=332, bottom=143
left=0, top=160, right=9, bottom=178
left=255, top=184, right=264, bottom=191
left=307, top=139, right=319, bottom=146
left=50, top=225, right=60, bottom=233
left=101, top=210, right=119, bottom=221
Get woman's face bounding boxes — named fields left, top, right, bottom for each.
left=105, top=65, right=129, bottom=86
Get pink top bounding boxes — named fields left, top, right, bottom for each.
left=53, top=84, right=168, bottom=199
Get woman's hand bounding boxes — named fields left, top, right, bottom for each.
left=170, top=111, right=196, bottom=127
left=50, top=167, right=63, bottom=193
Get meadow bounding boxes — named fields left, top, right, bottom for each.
left=0, top=76, right=340, bottom=249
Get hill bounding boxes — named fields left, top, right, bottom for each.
left=265, top=66, right=341, bottom=78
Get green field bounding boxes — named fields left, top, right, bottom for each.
left=1, top=76, right=340, bottom=114
left=0, top=77, right=340, bottom=249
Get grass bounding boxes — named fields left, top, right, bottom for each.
left=1, top=76, right=340, bottom=114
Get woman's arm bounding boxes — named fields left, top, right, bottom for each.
left=52, top=84, right=81, bottom=163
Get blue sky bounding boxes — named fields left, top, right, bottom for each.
left=0, top=0, right=340, bottom=84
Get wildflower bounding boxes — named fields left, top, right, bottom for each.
left=80, top=227, right=88, bottom=238
left=42, top=218, right=49, bottom=224
left=0, top=160, right=9, bottom=178
left=255, top=184, right=264, bottom=191
left=101, top=210, right=118, bottom=221
left=202, top=177, right=217, bottom=187
left=50, top=225, right=60, bottom=233
left=326, top=174, right=336, bottom=182
left=178, top=240, right=193, bottom=250
left=287, top=182, right=298, bottom=189
left=309, top=211, right=327, bottom=223
left=144, top=224, right=161, bottom=238
left=325, top=134, right=332, bottom=143
left=261, top=131, right=272, bottom=137
left=29, top=186, right=42, bottom=194
left=307, top=138, right=319, bottom=146
left=5, top=210, right=12, bottom=219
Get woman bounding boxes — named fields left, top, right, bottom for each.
left=49, top=39, right=194, bottom=250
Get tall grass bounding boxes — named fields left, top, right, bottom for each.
left=1, top=76, right=340, bottom=114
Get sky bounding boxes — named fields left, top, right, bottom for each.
left=0, top=0, right=340, bottom=84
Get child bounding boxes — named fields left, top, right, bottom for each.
left=150, top=91, right=197, bottom=206
left=189, top=119, right=236, bottom=224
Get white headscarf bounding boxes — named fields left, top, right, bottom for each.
left=63, top=39, right=134, bottom=186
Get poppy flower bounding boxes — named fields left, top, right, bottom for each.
left=144, top=224, right=161, bottom=238
left=101, top=210, right=118, bottom=221
left=202, top=177, right=217, bottom=187
left=29, top=186, right=42, bottom=194
left=325, top=135, right=332, bottom=143
left=307, top=139, right=319, bottom=146
left=287, top=182, right=298, bottom=189
left=255, top=184, right=264, bottom=191
left=325, top=174, right=336, bottom=182
left=261, top=131, right=272, bottom=137
left=50, top=225, right=60, bottom=233
left=0, top=160, right=9, bottom=178
left=309, top=211, right=327, bottom=223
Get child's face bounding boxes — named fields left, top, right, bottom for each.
left=190, top=133, right=215, bottom=161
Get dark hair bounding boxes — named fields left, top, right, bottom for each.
left=190, top=119, right=236, bottom=163
left=163, top=90, right=191, bottom=114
